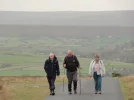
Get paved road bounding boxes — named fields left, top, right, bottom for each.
left=45, top=77, right=124, bottom=100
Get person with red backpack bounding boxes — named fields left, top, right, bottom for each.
left=63, top=50, right=80, bottom=94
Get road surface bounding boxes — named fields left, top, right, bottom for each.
left=45, top=77, right=124, bottom=100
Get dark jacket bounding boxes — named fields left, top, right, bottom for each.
left=63, top=55, right=80, bottom=72
left=44, top=56, right=60, bottom=77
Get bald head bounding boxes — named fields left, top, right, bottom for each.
left=67, top=50, right=73, bottom=56
left=49, top=53, right=55, bottom=60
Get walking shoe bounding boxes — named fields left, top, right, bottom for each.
left=74, top=90, right=77, bottom=94
left=51, top=89, right=55, bottom=96
left=95, top=91, right=97, bottom=94
left=68, top=91, right=72, bottom=95
left=98, top=91, right=102, bottom=94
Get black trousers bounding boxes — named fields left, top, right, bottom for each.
left=47, top=76, right=56, bottom=90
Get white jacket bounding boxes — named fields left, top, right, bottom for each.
left=89, top=60, right=105, bottom=76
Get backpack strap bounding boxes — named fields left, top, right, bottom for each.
left=99, top=60, right=102, bottom=65
left=65, top=55, right=76, bottom=63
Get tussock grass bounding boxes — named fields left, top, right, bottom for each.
left=0, top=76, right=88, bottom=100
left=0, top=76, right=66, bottom=100
left=120, top=75, right=134, bottom=100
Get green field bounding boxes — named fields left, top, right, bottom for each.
left=0, top=36, right=134, bottom=76
left=0, top=53, right=133, bottom=76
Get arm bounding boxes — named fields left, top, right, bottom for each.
left=44, top=60, right=48, bottom=73
left=74, top=56, right=80, bottom=68
left=56, top=61, right=60, bottom=76
left=63, top=57, right=67, bottom=68
left=89, top=61, right=93, bottom=75
left=100, top=60, right=106, bottom=75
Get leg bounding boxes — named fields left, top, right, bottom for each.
left=93, top=72, right=98, bottom=93
left=51, top=76, right=56, bottom=90
left=47, top=76, right=52, bottom=95
left=51, top=76, right=56, bottom=95
left=67, top=71, right=73, bottom=94
left=97, top=75, right=102, bottom=94
left=73, top=71, right=78, bottom=94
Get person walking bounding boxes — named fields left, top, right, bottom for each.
left=63, top=50, right=80, bottom=94
left=44, top=53, right=60, bottom=96
left=89, top=54, right=105, bottom=94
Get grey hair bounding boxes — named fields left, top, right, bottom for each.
left=49, top=53, right=54, bottom=56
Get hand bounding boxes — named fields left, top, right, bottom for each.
left=63, top=64, right=66, bottom=68
left=79, top=67, right=82, bottom=70
left=89, top=75, right=92, bottom=78
left=57, top=73, right=60, bottom=76
left=102, top=75, right=104, bottom=77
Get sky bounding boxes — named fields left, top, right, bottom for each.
left=0, top=0, right=134, bottom=11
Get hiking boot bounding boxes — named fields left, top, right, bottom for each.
left=52, top=93, right=55, bottom=96
left=68, top=84, right=72, bottom=93
left=51, top=89, right=55, bottom=96
left=73, top=81, right=77, bottom=91
left=49, top=89, right=52, bottom=95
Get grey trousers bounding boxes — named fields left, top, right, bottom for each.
left=67, top=71, right=78, bottom=84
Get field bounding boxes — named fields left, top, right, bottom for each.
left=0, top=36, right=134, bottom=76
left=120, top=75, right=134, bottom=100
left=0, top=53, right=134, bottom=76
left=0, top=35, right=133, bottom=100
left=0, top=76, right=65, bottom=100
left=0, top=11, right=134, bottom=100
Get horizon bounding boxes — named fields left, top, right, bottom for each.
left=0, top=10, right=134, bottom=12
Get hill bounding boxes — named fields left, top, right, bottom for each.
left=0, top=25, right=134, bottom=37
left=0, top=10, right=134, bottom=26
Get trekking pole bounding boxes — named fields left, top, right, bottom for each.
left=79, top=68, right=81, bottom=95
left=63, top=68, right=65, bottom=92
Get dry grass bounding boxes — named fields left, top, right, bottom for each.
left=0, top=76, right=67, bottom=100
left=120, top=75, right=134, bottom=100
left=0, top=76, right=88, bottom=100
left=0, top=84, right=10, bottom=100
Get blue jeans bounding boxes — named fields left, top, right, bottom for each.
left=93, top=72, right=102, bottom=91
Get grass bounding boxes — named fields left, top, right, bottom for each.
left=0, top=76, right=65, bottom=100
left=0, top=36, right=134, bottom=76
left=0, top=57, right=133, bottom=76
left=120, top=75, right=134, bottom=100
left=0, top=70, right=45, bottom=76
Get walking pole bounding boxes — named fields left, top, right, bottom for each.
left=79, top=68, right=81, bottom=95
left=63, top=68, right=65, bottom=92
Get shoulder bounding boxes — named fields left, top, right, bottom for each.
left=64, top=55, right=68, bottom=60
left=45, top=59, right=49, bottom=63
left=54, top=56, right=58, bottom=62
left=73, top=55, right=77, bottom=59
left=91, top=60, right=95, bottom=63
left=90, top=60, right=94, bottom=65
left=99, top=60, right=103, bottom=63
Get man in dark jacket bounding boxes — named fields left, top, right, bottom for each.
left=63, top=50, right=80, bottom=94
left=44, top=53, right=60, bottom=96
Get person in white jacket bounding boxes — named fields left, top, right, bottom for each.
left=89, top=54, right=105, bottom=94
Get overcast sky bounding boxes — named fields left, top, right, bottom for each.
left=0, top=0, right=134, bottom=11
